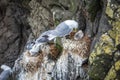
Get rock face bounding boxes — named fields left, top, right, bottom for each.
left=13, top=36, right=91, bottom=80
left=0, top=0, right=120, bottom=80
left=0, top=1, right=31, bottom=68
left=27, top=0, right=79, bottom=38
left=89, top=0, right=120, bottom=79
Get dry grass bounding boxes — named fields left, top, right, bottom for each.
left=48, top=43, right=61, bottom=60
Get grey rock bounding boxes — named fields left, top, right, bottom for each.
left=0, top=2, right=30, bottom=67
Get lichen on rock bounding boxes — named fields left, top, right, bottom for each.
left=89, top=0, right=120, bottom=79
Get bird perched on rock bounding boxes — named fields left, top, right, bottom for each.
left=35, top=30, right=57, bottom=44
left=35, top=20, right=78, bottom=43
left=29, top=20, right=79, bottom=56
left=0, top=65, right=12, bottom=80
left=29, top=43, right=44, bottom=56
left=53, top=20, right=78, bottom=37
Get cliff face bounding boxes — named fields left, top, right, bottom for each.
left=13, top=36, right=90, bottom=80
left=89, top=0, right=120, bottom=79
left=0, top=0, right=120, bottom=80
left=0, top=0, right=31, bottom=68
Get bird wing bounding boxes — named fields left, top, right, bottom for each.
left=35, top=30, right=57, bottom=43
left=54, top=22, right=72, bottom=37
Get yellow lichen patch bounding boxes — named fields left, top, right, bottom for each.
left=105, top=68, right=116, bottom=80
left=108, top=29, right=116, bottom=40
left=89, top=51, right=96, bottom=64
left=105, top=60, right=120, bottom=80
left=100, top=34, right=113, bottom=44
left=89, top=1, right=120, bottom=79
left=89, top=34, right=114, bottom=64
left=106, top=2, right=113, bottom=18
left=100, top=34, right=114, bottom=55
left=116, top=34, right=120, bottom=46
left=89, top=44, right=101, bottom=64
left=114, top=21, right=120, bottom=46
left=115, top=60, right=120, bottom=70
left=108, top=21, right=120, bottom=46
left=103, top=46, right=113, bottom=55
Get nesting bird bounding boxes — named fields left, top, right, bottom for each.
left=29, top=20, right=79, bottom=56
left=29, top=43, right=44, bottom=56
left=35, top=20, right=78, bottom=43
left=53, top=20, right=78, bottom=37
left=0, top=65, right=12, bottom=80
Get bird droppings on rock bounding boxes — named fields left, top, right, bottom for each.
left=21, top=51, right=44, bottom=73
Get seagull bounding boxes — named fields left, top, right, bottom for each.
left=26, top=41, right=35, bottom=50
left=53, top=20, right=78, bottom=37
left=35, top=20, right=79, bottom=43
left=29, top=20, right=79, bottom=56
left=74, top=30, right=84, bottom=40
left=29, top=43, right=43, bottom=56
left=35, top=30, right=57, bottom=44
left=0, top=65, right=12, bottom=80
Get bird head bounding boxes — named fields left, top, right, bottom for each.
left=64, top=20, right=78, bottom=31
left=64, top=20, right=79, bottom=39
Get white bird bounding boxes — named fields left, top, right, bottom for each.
left=35, top=20, right=78, bottom=43
left=35, top=30, right=57, bottom=44
left=53, top=20, right=78, bottom=37
left=29, top=20, right=79, bottom=56
left=29, top=43, right=43, bottom=56
left=74, top=30, right=84, bottom=40
left=0, top=65, right=12, bottom=80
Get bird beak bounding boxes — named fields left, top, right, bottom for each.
left=73, top=28, right=78, bottom=32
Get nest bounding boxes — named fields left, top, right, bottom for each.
left=48, top=43, right=62, bottom=60
left=21, top=51, right=43, bottom=73
left=62, top=35, right=91, bottom=59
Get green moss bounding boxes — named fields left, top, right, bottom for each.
left=55, top=37, right=63, bottom=53
left=87, top=0, right=102, bottom=22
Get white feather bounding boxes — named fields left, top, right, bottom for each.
left=64, top=20, right=78, bottom=29
left=1, top=65, right=12, bottom=72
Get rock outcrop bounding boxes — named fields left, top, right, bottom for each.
left=0, top=0, right=31, bottom=68
left=89, top=0, right=120, bottom=79
left=13, top=35, right=91, bottom=80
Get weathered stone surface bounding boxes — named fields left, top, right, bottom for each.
left=27, top=0, right=79, bottom=38
left=13, top=36, right=91, bottom=80
left=0, top=2, right=31, bottom=68
left=1, top=0, right=120, bottom=80
left=89, top=0, right=120, bottom=79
